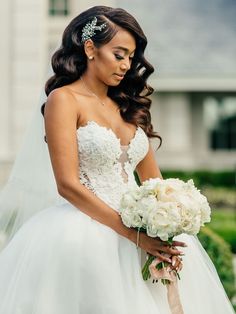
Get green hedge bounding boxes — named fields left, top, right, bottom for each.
left=209, top=209, right=236, bottom=253
left=198, top=226, right=235, bottom=301
left=209, top=225, right=236, bottom=254
left=162, top=170, right=235, bottom=188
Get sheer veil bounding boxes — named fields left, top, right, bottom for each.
left=0, top=59, right=61, bottom=252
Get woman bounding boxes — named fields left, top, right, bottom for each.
left=0, top=5, right=234, bottom=314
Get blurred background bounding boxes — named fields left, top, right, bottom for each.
left=0, top=0, right=235, bottom=307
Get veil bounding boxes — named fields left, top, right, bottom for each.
left=0, top=55, right=61, bottom=252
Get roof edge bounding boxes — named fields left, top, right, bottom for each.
left=150, top=78, right=236, bottom=92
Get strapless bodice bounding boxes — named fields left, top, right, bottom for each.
left=61, top=120, right=149, bottom=210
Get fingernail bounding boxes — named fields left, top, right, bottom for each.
left=172, top=260, right=176, bottom=266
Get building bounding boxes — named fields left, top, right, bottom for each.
left=0, top=0, right=236, bottom=187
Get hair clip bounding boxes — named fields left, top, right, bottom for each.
left=81, top=16, right=107, bottom=43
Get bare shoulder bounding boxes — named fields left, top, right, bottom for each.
left=45, top=85, right=92, bottom=128
left=43, top=87, right=82, bottom=143
left=45, top=87, right=79, bottom=118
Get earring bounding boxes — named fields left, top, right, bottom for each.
left=88, top=56, right=94, bottom=60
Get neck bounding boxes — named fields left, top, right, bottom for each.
left=81, top=72, right=108, bottom=99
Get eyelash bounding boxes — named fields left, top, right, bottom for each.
left=114, top=54, right=123, bottom=60
left=114, top=54, right=134, bottom=61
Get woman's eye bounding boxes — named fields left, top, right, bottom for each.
left=114, top=54, right=124, bottom=60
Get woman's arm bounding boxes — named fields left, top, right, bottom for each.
left=135, top=140, right=163, bottom=183
left=44, top=88, right=136, bottom=243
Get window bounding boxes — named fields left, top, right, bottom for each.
left=203, top=96, right=236, bottom=150
left=49, top=0, right=69, bottom=16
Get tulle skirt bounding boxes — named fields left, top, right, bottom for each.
left=0, top=201, right=234, bottom=314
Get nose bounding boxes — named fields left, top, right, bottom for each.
left=120, top=58, right=131, bottom=72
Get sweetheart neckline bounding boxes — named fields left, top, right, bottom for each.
left=76, top=120, right=140, bottom=148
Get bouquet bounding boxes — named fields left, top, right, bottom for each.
left=119, top=177, right=211, bottom=284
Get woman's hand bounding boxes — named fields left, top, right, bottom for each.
left=170, top=255, right=183, bottom=272
left=138, top=232, right=187, bottom=263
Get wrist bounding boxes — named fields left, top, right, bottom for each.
left=128, top=228, right=137, bottom=245
left=112, top=212, right=135, bottom=241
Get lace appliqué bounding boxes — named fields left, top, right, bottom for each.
left=77, top=121, right=149, bottom=211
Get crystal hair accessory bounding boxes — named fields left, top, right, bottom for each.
left=81, top=16, right=107, bottom=43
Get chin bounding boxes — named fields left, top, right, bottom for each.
left=107, top=78, right=122, bottom=87
left=109, top=81, right=121, bottom=87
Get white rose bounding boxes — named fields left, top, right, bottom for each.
left=121, top=208, right=135, bottom=227
left=129, top=188, right=143, bottom=201
left=138, top=195, right=158, bottom=225
left=131, top=212, right=143, bottom=228
left=165, top=178, right=185, bottom=191
left=190, top=189, right=211, bottom=225
left=141, top=178, right=163, bottom=196
left=120, top=193, right=137, bottom=209
left=146, top=202, right=181, bottom=241
left=180, top=208, right=201, bottom=234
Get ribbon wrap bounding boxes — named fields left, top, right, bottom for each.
left=149, top=257, right=184, bottom=314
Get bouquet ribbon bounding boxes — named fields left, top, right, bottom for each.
left=149, top=257, right=184, bottom=314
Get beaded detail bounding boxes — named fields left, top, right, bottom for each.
left=81, top=17, right=107, bottom=43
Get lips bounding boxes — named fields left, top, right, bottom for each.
left=114, top=73, right=125, bottom=79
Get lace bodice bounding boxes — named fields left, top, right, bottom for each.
left=60, top=120, right=149, bottom=211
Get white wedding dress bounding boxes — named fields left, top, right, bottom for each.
left=0, top=120, right=234, bottom=314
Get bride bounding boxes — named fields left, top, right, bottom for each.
left=0, top=5, right=234, bottom=314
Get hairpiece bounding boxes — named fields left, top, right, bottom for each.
left=81, top=16, right=107, bottom=43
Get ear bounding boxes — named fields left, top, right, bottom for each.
left=84, top=39, right=96, bottom=60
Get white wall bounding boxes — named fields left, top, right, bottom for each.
left=0, top=0, right=12, bottom=161
left=0, top=0, right=47, bottom=187
left=151, top=93, right=195, bottom=170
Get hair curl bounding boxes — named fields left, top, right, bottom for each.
left=41, top=5, right=162, bottom=147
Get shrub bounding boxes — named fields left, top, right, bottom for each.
left=209, top=209, right=236, bottom=253
left=198, top=226, right=235, bottom=301
left=162, top=170, right=235, bottom=188
left=202, top=187, right=236, bottom=209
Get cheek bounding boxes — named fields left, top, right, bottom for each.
left=95, top=52, right=121, bottom=85
left=97, top=51, right=116, bottom=72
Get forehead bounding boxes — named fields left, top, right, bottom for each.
left=105, top=28, right=136, bottom=52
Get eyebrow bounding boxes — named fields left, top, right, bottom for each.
left=112, top=46, right=136, bottom=54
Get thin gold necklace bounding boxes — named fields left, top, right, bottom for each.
left=80, top=77, right=105, bottom=106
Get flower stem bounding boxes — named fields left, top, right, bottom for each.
left=142, top=254, right=156, bottom=280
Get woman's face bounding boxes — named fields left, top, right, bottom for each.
left=92, top=28, right=136, bottom=86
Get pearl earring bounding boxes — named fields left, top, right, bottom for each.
left=88, top=56, right=94, bottom=60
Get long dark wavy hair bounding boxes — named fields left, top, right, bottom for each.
left=41, top=5, right=162, bottom=147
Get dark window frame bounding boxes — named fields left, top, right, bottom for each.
left=191, top=92, right=236, bottom=151
left=49, top=0, right=69, bottom=16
